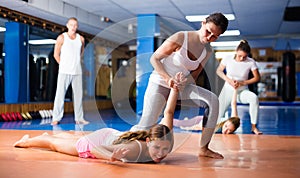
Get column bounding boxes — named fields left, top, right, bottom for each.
left=136, top=14, right=160, bottom=113
left=4, top=22, right=29, bottom=103
left=83, top=43, right=95, bottom=98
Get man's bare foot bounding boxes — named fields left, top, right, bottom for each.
left=76, top=120, right=89, bottom=125
left=13, top=134, right=30, bottom=147
left=199, top=148, right=224, bottom=159
left=51, top=121, right=59, bottom=125
left=252, top=128, right=263, bottom=135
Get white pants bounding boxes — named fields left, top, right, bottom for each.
left=131, top=81, right=219, bottom=130
left=131, top=81, right=219, bottom=147
left=218, top=83, right=259, bottom=124
left=52, top=73, right=84, bottom=122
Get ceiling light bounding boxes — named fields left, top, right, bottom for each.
left=221, top=30, right=240, bottom=36
left=185, top=14, right=235, bottom=22
left=129, top=45, right=137, bottom=51
left=210, top=41, right=240, bottom=47
left=100, top=16, right=111, bottom=22
left=29, top=39, right=56, bottom=45
left=215, top=51, right=236, bottom=59
left=0, top=27, right=6, bottom=32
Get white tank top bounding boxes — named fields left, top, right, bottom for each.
left=149, top=31, right=207, bottom=88
left=59, top=33, right=82, bottom=75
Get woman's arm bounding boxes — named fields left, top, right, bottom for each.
left=216, top=63, right=233, bottom=85
left=216, top=63, right=237, bottom=88
left=150, top=32, right=183, bottom=89
left=239, top=69, right=260, bottom=86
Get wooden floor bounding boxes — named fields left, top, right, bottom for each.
left=1, top=130, right=300, bottom=178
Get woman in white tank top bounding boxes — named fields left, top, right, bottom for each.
left=131, top=13, right=229, bottom=159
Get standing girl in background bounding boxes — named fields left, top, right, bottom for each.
left=216, top=40, right=262, bottom=135
left=174, top=88, right=240, bottom=134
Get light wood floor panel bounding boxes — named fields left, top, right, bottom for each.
left=1, top=130, right=299, bottom=178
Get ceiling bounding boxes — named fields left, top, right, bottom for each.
left=1, top=0, right=300, bottom=50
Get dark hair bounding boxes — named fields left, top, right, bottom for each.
left=113, top=124, right=173, bottom=147
left=228, top=117, right=241, bottom=132
left=206, top=12, right=228, bottom=34
left=236, top=40, right=251, bottom=55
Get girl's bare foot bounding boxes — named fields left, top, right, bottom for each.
left=180, top=125, right=202, bottom=131
left=13, top=134, right=30, bottom=147
left=199, top=148, right=224, bottom=159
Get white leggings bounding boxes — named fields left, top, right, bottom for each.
left=52, top=73, right=84, bottom=122
left=218, top=83, right=259, bottom=124
left=131, top=81, right=219, bottom=130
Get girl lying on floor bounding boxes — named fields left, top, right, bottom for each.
left=173, top=89, right=240, bottom=134
left=13, top=73, right=187, bottom=163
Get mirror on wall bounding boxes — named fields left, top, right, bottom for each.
left=0, top=17, right=61, bottom=103
left=0, top=16, right=133, bottom=104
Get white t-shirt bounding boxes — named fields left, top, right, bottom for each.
left=221, top=55, right=258, bottom=82
left=59, top=33, right=83, bottom=75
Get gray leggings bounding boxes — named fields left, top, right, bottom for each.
left=131, top=81, right=219, bottom=130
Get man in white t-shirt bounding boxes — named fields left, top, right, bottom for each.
left=51, top=17, right=89, bottom=125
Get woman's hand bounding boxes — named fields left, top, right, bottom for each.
left=228, top=79, right=239, bottom=89
left=234, top=81, right=247, bottom=89
left=175, top=72, right=187, bottom=91
left=237, top=81, right=246, bottom=88
left=167, top=77, right=179, bottom=90
left=167, top=72, right=187, bottom=91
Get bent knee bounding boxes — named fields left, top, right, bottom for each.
left=209, top=94, right=219, bottom=108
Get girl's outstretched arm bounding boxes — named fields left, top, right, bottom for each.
left=90, top=145, right=129, bottom=162
left=161, top=87, right=178, bottom=130
left=160, top=72, right=186, bottom=130
left=231, top=89, right=238, bottom=117
left=90, top=141, right=140, bottom=162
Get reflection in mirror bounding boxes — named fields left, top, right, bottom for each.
left=28, top=26, right=60, bottom=102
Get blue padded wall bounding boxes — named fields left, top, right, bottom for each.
left=4, top=22, right=28, bottom=103
left=136, top=14, right=160, bottom=114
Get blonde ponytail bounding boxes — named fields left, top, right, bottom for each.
left=113, top=130, right=149, bottom=144
left=112, top=124, right=173, bottom=147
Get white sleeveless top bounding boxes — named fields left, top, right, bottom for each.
left=59, top=33, right=82, bottom=75
left=149, top=31, right=207, bottom=88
